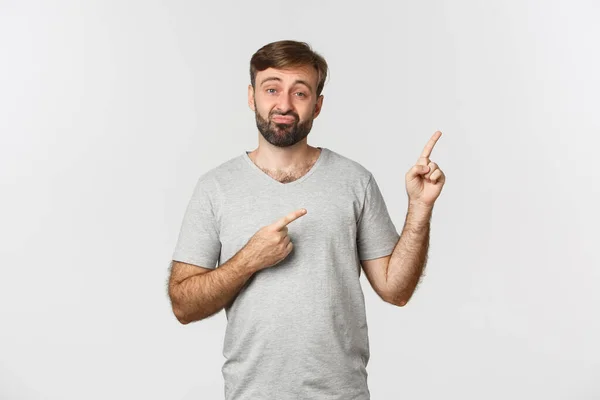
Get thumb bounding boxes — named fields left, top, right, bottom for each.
left=406, top=164, right=430, bottom=179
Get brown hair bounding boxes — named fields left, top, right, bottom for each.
left=250, top=40, right=329, bottom=96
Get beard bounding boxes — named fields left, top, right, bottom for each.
left=254, top=107, right=314, bottom=148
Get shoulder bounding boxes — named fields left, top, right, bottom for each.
left=194, top=153, right=246, bottom=186
left=186, top=153, right=247, bottom=203
left=323, top=147, right=374, bottom=186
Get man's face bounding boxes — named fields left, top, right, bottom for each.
left=248, top=66, right=323, bottom=147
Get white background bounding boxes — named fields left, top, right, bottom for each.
left=1, top=1, right=599, bottom=399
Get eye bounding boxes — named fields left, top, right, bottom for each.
left=266, top=88, right=277, bottom=94
left=295, top=92, right=306, bottom=97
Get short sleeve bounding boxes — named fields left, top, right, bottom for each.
left=172, top=177, right=221, bottom=269
left=356, top=174, right=400, bottom=261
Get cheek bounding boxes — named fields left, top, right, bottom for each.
left=253, top=102, right=270, bottom=118
left=258, top=100, right=277, bottom=116
left=299, top=104, right=317, bottom=119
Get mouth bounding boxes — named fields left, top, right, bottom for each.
left=271, top=115, right=296, bottom=124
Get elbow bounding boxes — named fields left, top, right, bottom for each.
left=395, top=299, right=409, bottom=307
left=384, top=292, right=411, bottom=307
left=171, top=300, right=205, bottom=325
left=168, top=286, right=195, bottom=324
left=169, top=295, right=195, bottom=324
left=388, top=298, right=409, bottom=307
left=171, top=301, right=206, bottom=325
left=173, top=306, right=192, bottom=325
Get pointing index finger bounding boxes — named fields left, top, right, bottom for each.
left=420, top=131, right=442, bottom=160
left=273, top=208, right=307, bottom=230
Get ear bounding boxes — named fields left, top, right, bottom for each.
left=247, top=85, right=256, bottom=111
left=313, top=95, right=324, bottom=119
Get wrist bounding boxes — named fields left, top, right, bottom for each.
left=237, top=246, right=262, bottom=274
left=407, top=202, right=433, bottom=222
left=408, top=201, right=434, bottom=213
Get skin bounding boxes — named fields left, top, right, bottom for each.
left=168, top=65, right=446, bottom=324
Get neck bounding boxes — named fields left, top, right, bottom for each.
left=249, top=137, right=319, bottom=171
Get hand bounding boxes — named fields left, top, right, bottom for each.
left=242, top=208, right=307, bottom=272
left=405, top=131, right=446, bottom=208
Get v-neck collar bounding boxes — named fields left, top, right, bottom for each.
left=242, top=147, right=328, bottom=188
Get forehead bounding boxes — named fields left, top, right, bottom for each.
left=256, top=66, right=318, bottom=87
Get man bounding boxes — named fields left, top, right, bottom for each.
left=168, top=40, right=446, bottom=399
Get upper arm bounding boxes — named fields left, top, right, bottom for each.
left=356, top=174, right=398, bottom=303
left=361, top=255, right=392, bottom=302
left=172, top=176, right=222, bottom=270
left=356, top=174, right=400, bottom=261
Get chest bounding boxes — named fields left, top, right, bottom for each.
left=215, top=187, right=362, bottom=265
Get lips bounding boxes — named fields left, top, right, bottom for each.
left=271, top=115, right=296, bottom=123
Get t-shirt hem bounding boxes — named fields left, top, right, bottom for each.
left=359, top=246, right=395, bottom=261
left=359, top=234, right=400, bottom=261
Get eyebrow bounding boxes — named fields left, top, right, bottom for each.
left=259, top=77, right=314, bottom=93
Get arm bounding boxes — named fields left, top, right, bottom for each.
left=362, top=203, right=431, bottom=306
left=168, top=208, right=308, bottom=324
left=362, top=130, right=445, bottom=307
left=168, top=249, right=258, bottom=324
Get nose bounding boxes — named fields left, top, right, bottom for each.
left=274, top=93, right=293, bottom=114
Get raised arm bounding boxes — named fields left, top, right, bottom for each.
left=362, top=131, right=446, bottom=306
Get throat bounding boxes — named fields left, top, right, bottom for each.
left=248, top=147, right=322, bottom=184
left=258, top=166, right=312, bottom=184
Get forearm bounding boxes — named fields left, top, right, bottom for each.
left=170, top=249, right=258, bottom=324
left=386, top=203, right=432, bottom=305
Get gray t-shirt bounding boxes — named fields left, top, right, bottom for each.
left=172, top=147, right=400, bottom=400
